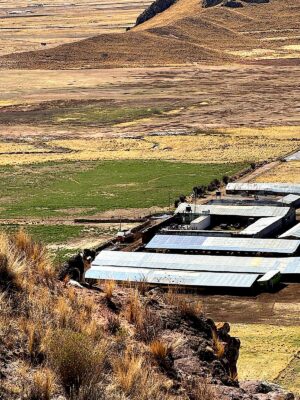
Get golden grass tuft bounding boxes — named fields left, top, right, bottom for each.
left=165, top=289, right=203, bottom=320
left=104, top=280, right=116, bottom=300
left=26, top=368, right=55, bottom=400
left=212, top=330, right=225, bottom=359
left=185, top=378, right=216, bottom=400
left=149, top=340, right=172, bottom=364
left=113, top=349, right=144, bottom=395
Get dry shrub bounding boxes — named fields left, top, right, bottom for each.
left=104, top=280, right=116, bottom=299
left=212, top=330, right=225, bottom=359
left=113, top=348, right=170, bottom=400
left=137, top=279, right=150, bottom=296
left=178, top=299, right=203, bottom=320
left=166, top=289, right=203, bottom=320
left=149, top=340, right=172, bottom=364
left=107, top=314, right=121, bottom=334
left=20, top=320, right=45, bottom=364
left=46, top=329, right=108, bottom=395
left=125, top=289, right=142, bottom=325
left=135, top=306, right=162, bottom=343
left=25, top=368, right=55, bottom=400
left=113, top=349, right=143, bottom=395
left=0, top=234, right=25, bottom=291
left=124, top=290, right=162, bottom=342
left=0, top=230, right=55, bottom=293
left=185, top=378, right=216, bottom=400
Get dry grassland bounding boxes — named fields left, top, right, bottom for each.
left=253, top=161, right=300, bottom=184
left=0, top=0, right=151, bottom=56
left=0, top=126, right=299, bottom=166
left=231, top=324, right=300, bottom=394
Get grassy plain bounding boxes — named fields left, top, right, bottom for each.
left=0, top=160, right=244, bottom=218
left=0, top=127, right=299, bottom=166
left=254, top=161, right=300, bottom=183
left=231, top=324, right=300, bottom=394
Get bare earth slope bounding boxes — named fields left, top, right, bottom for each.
left=1, top=0, right=299, bottom=69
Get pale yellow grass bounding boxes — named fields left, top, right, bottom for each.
left=0, top=143, right=53, bottom=154
left=0, top=126, right=299, bottom=166
left=231, top=324, right=300, bottom=389
left=254, top=161, right=300, bottom=184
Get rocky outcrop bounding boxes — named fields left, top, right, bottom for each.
left=202, top=0, right=269, bottom=6
left=135, top=0, right=177, bottom=26
left=140, top=289, right=296, bottom=400
left=223, top=0, right=244, bottom=7
left=202, top=0, right=223, bottom=7
left=242, top=0, right=269, bottom=3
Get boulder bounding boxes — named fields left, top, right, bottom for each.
left=202, top=0, right=223, bottom=7
left=135, top=0, right=177, bottom=26
left=223, top=0, right=244, bottom=7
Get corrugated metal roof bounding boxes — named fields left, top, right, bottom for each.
left=257, top=270, right=280, bottom=282
left=146, top=234, right=300, bottom=254
left=279, top=194, right=300, bottom=205
left=226, top=182, right=300, bottom=196
left=85, top=266, right=259, bottom=288
left=240, top=217, right=282, bottom=236
left=282, top=259, right=300, bottom=274
left=191, top=215, right=210, bottom=223
left=93, top=251, right=299, bottom=275
left=279, top=223, right=300, bottom=239
left=176, top=203, right=291, bottom=218
left=285, top=151, right=300, bottom=161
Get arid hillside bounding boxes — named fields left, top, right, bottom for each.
left=0, top=0, right=299, bottom=69
left=0, top=0, right=152, bottom=56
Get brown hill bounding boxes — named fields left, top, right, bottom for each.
left=0, top=0, right=299, bottom=69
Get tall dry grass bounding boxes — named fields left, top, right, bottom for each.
left=124, top=289, right=162, bottom=342
left=165, top=288, right=203, bottom=320
left=212, top=330, right=225, bottom=359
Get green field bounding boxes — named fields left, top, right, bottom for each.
left=0, top=160, right=246, bottom=218
left=0, top=224, right=107, bottom=244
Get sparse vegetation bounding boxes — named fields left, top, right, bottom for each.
left=165, top=289, right=203, bottom=320
left=185, top=378, right=216, bottom=400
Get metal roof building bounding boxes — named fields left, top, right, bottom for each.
left=175, top=203, right=292, bottom=218
left=285, top=151, right=300, bottom=161
left=226, top=182, right=300, bottom=196
left=85, top=251, right=300, bottom=288
left=278, top=194, right=300, bottom=208
left=92, top=251, right=300, bottom=276
left=240, top=216, right=283, bottom=237
left=85, top=266, right=259, bottom=288
left=146, top=234, right=300, bottom=255
left=279, top=223, right=300, bottom=239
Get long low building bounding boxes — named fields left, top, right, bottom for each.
left=146, top=234, right=300, bottom=255
left=240, top=216, right=283, bottom=237
left=91, top=251, right=300, bottom=276
left=85, top=251, right=300, bottom=288
left=86, top=267, right=260, bottom=288
left=175, top=202, right=293, bottom=219
left=226, top=182, right=300, bottom=196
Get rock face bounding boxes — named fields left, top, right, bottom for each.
left=144, top=290, right=296, bottom=400
left=223, top=0, right=244, bottom=7
left=202, top=0, right=223, bottom=7
left=243, top=0, right=269, bottom=3
left=135, top=0, right=177, bottom=26
left=202, top=0, right=269, bottom=6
